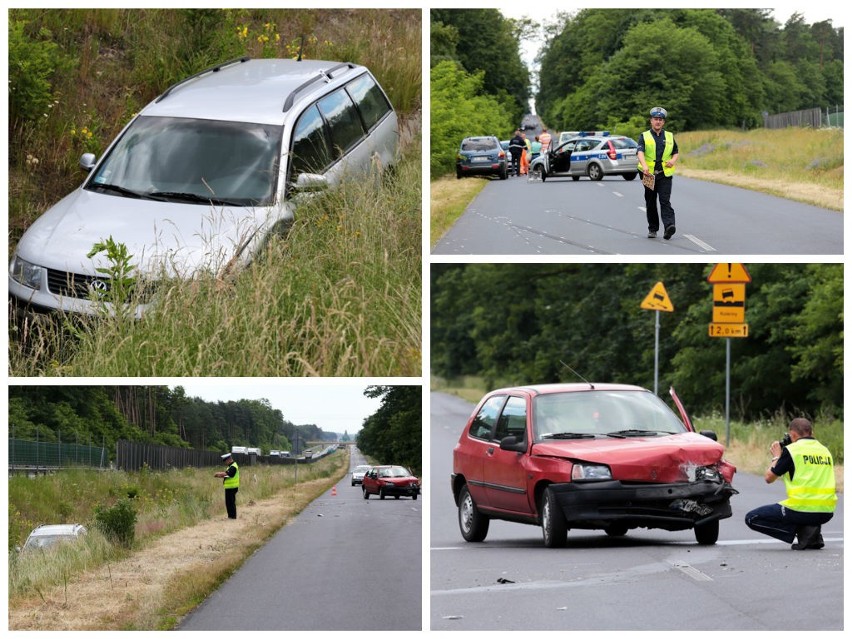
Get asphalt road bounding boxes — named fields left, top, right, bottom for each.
left=179, top=448, right=421, bottom=631
left=430, top=392, right=843, bottom=631
left=432, top=174, right=843, bottom=255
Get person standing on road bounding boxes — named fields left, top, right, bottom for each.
left=744, top=418, right=836, bottom=550
left=637, top=106, right=679, bottom=240
left=215, top=452, right=240, bottom=519
left=508, top=130, right=525, bottom=177
left=538, top=128, right=552, bottom=154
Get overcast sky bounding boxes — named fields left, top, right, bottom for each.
left=173, top=380, right=393, bottom=434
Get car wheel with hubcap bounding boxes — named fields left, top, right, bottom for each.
left=458, top=484, right=489, bottom=542
left=588, top=163, right=604, bottom=181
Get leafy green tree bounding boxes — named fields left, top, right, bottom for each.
left=358, top=386, right=421, bottom=475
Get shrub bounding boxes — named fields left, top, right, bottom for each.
left=94, top=498, right=137, bottom=547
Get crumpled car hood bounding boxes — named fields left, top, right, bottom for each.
left=15, top=188, right=281, bottom=278
left=532, top=432, right=728, bottom=483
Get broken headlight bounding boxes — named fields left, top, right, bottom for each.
left=571, top=463, right=612, bottom=481
left=694, top=466, right=721, bottom=482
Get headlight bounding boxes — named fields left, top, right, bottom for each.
left=10, top=255, right=45, bottom=290
left=571, top=463, right=612, bottom=481
left=695, top=466, right=721, bottom=482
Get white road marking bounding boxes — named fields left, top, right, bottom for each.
left=671, top=560, right=713, bottom=581
left=684, top=234, right=716, bottom=252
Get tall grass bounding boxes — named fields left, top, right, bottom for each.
left=9, top=452, right=348, bottom=597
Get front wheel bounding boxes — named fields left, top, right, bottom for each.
left=362, top=486, right=369, bottom=499
left=541, top=487, right=568, bottom=548
left=622, top=172, right=637, bottom=180
left=587, top=163, right=604, bottom=181
left=694, top=520, right=719, bottom=545
left=413, top=493, right=418, bottom=500
left=458, top=484, right=489, bottom=542
left=380, top=488, right=386, bottom=500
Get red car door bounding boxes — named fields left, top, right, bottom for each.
left=455, top=395, right=507, bottom=508
left=482, top=395, right=533, bottom=515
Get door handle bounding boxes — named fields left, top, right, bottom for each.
left=486, top=447, right=495, bottom=455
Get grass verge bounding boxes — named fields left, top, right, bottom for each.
left=430, top=175, right=488, bottom=248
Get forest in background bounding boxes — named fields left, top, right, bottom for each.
left=431, top=263, right=842, bottom=422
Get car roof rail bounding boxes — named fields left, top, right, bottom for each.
left=282, top=62, right=356, bottom=112
left=155, top=57, right=251, bottom=103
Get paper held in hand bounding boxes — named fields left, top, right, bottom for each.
left=642, top=172, right=655, bottom=190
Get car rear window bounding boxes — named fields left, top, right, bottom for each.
left=612, top=138, right=638, bottom=149
left=345, top=73, right=393, bottom=132
left=462, top=139, right=496, bottom=152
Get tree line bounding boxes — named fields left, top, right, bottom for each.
left=7, top=386, right=339, bottom=458
left=356, top=385, right=422, bottom=476
left=431, top=264, right=842, bottom=421
left=536, top=9, right=843, bottom=132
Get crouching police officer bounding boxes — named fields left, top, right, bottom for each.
left=745, top=418, right=836, bottom=550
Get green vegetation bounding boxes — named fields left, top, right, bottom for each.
left=356, top=386, right=422, bottom=476
left=537, top=9, right=843, bottom=132
left=94, top=498, right=138, bottom=547
left=432, top=264, right=843, bottom=422
left=8, top=9, right=421, bottom=377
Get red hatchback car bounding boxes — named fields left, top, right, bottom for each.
left=452, top=383, right=737, bottom=547
left=363, top=465, right=420, bottom=500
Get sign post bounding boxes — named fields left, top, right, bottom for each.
left=640, top=281, right=674, bottom=396
left=707, top=264, right=751, bottom=445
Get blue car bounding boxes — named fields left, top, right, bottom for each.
left=456, top=136, right=508, bottom=180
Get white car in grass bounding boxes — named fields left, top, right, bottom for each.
left=22, top=524, right=88, bottom=550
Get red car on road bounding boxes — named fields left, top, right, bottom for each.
left=452, top=383, right=737, bottom=547
left=363, top=465, right=420, bottom=500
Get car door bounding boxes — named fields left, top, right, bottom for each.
left=569, top=138, right=594, bottom=176
left=456, top=394, right=507, bottom=508
left=482, top=395, right=533, bottom=515
left=550, top=141, right=573, bottom=175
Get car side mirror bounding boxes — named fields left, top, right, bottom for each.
left=500, top=435, right=527, bottom=452
left=293, top=172, right=329, bottom=193
left=699, top=430, right=718, bottom=441
left=79, top=153, right=97, bottom=172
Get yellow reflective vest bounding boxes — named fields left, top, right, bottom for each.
left=780, top=439, right=836, bottom=513
left=223, top=461, right=240, bottom=489
left=638, top=130, right=676, bottom=177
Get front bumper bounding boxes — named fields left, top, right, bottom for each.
left=550, top=479, right=736, bottom=531
left=378, top=483, right=420, bottom=497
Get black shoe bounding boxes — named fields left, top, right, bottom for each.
left=663, top=225, right=676, bottom=240
left=647, top=231, right=657, bottom=238
left=792, top=525, right=821, bottom=550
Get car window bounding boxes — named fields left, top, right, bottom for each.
left=613, top=137, right=637, bottom=149
left=461, top=139, right=497, bottom=152
left=469, top=395, right=506, bottom=440
left=316, top=88, right=366, bottom=157
left=494, top=396, right=527, bottom=441
left=345, top=73, right=392, bottom=132
left=291, top=104, right=332, bottom=176
left=574, top=139, right=595, bottom=152
left=87, top=116, right=282, bottom=206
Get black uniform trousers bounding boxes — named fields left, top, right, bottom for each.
left=643, top=173, right=675, bottom=232
left=225, top=487, right=238, bottom=519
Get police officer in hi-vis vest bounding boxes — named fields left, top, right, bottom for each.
left=745, top=418, right=836, bottom=550
left=215, top=452, right=240, bottom=519
left=637, top=106, right=679, bottom=240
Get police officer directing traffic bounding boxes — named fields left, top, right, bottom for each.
left=637, top=106, right=679, bottom=240
left=744, top=418, right=836, bottom=550
left=215, top=452, right=240, bottom=519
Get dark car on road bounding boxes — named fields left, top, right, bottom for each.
left=530, top=133, right=639, bottom=182
left=363, top=465, right=421, bottom=500
left=456, top=136, right=508, bottom=180
left=452, top=384, right=737, bottom=547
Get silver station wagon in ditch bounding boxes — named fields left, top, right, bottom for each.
left=9, top=56, right=399, bottom=317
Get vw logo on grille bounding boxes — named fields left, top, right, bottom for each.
left=89, top=279, right=109, bottom=294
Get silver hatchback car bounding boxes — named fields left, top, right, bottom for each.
left=10, top=57, right=399, bottom=317
left=530, top=133, right=638, bottom=182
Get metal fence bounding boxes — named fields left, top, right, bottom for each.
left=763, top=106, right=844, bottom=129
left=8, top=437, right=108, bottom=470
left=115, top=441, right=320, bottom=471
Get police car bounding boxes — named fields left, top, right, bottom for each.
left=530, top=132, right=639, bottom=182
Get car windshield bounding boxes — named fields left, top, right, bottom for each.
left=379, top=466, right=412, bottom=478
left=461, top=140, right=496, bottom=152
left=86, top=116, right=282, bottom=206
left=24, top=535, right=75, bottom=549
left=354, top=465, right=371, bottom=473
left=533, top=390, right=687, bottom=442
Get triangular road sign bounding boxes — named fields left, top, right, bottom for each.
left=707, top=263, right=751, bottom=283
left=640, top=281, right=674, bottom=312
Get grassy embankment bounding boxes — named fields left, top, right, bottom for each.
left=8, top=451, right=349, bottom=630
left=431, top=376, right=844, bottom=491
left=431, top=127, right=843, bottom=247
left=8, top=9, right=421, bottom=377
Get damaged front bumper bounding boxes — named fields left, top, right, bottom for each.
left=550, top=479, right=737, bottom=532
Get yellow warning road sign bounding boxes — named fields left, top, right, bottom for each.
left=640, top=281, right=674, bottom=312
left=712, top=283, right=746, bottom=323
left=707, top=263, right=751, bottom=284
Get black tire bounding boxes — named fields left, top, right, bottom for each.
left=380, top=488, right=386, bottom=500
left=537, top=168, right=546, bottom=183
left=695, top=520, right=719, bottom=545
left=588, top=163, right=604, bottom=181
left=363, top=486, right=369, bottom=499
left=413, top=493, right=418, bottom=500
left=541, top=487, right=568, bottom=548
left=456, top=169, right=462, bottom=179
left=572, top=176, right=581, bottom=181
left=499, top=167, right=508, bottom=180
left=605, top=523, right=629, bottom=537
left=394, top=495, right=400, bottom=500
left=458, top=484, right=489, bottom=542
left=622, top=172, right=637, bottom=180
